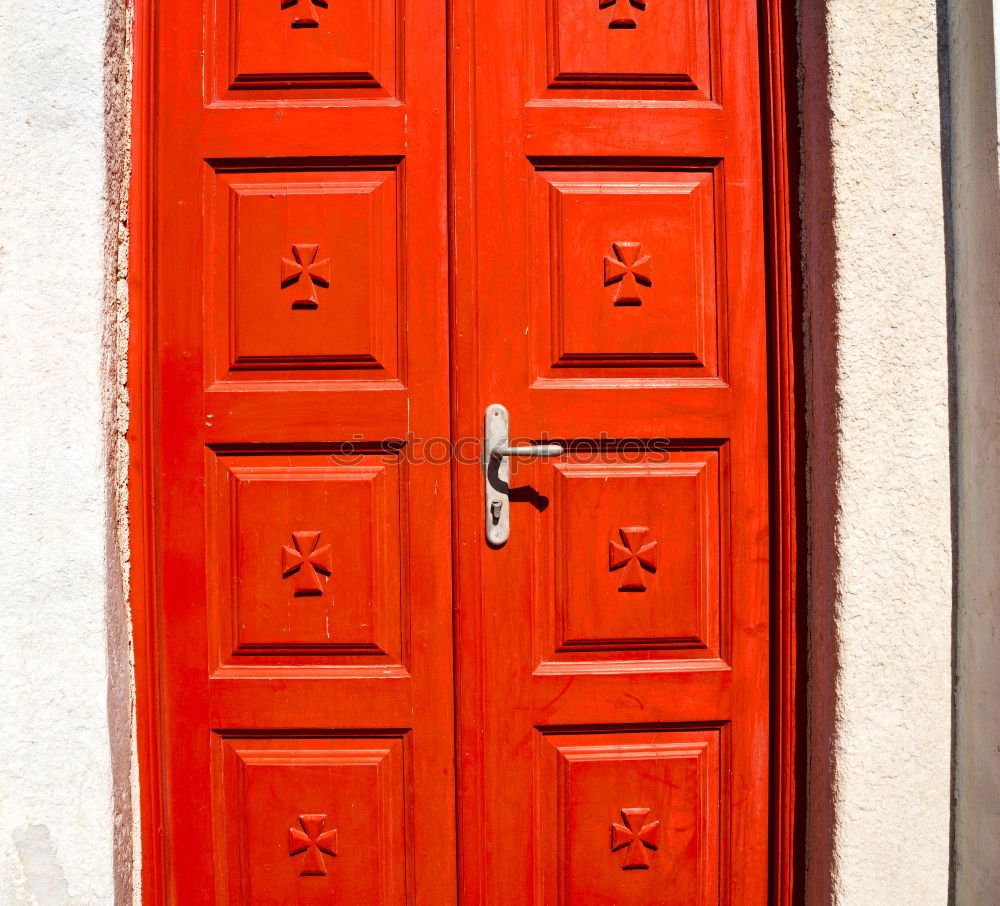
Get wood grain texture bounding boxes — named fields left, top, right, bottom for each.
left=136, top=0, right=455, bottom=900
left=450, top=0, right=770, bottom=900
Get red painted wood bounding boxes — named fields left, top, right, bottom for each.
left=131, top=0, right=803, bottom=900
left=144, top=0, right=455, bottom=901
left=759, top=0, right=807, bottom=899
left=450, top=0, right=771, bottom=901
left=126, top=0, right=167, bottom=899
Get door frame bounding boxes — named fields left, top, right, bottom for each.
left=124, top=0, right=804, bottom=899
left=757, top=0, right=805, bottom=900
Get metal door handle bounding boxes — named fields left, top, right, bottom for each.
left=493, top=444, right=565, bottom=458
left=484, top=404, right=564, bottom=546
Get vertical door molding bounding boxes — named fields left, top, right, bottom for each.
left=127, top=0, right=166, bottom=900
left=758, top=0, right=806, bottom=902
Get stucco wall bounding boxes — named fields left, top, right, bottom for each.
left=950, top=0, right=1000, bottom=900
left=800, top=0, right=955, bottom=902
left=0, top=0, right=134, bottom=903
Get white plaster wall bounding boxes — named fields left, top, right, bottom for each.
left=800, top=0, right=955, bottom=902
left=949, top=0, right=1000, bottom=899
left=0, top=0, right=132, bottom=902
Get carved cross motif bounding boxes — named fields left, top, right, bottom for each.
left=281, top=0, right=329, bottom=28
left=611, top=807, right=660, bottom=869
left=608, top=526, right=658, bottom=591
left=603, top=241, right=652, bottom=305
left=281, top=243, right=331, bottom=308
left=281, top=531, right=333, bottom=596
left=598, top=0, right=647, bottom=29
left=288, top=814, right=338, bottom=876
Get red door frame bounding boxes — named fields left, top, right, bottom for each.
left=758, top=0, right=805, bottom=900
left=125, top=0, right=804, bottom=900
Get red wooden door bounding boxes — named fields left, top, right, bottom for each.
left=450, top=0, right=770, bottom=901
left=146, top=0, right=773, bottom=900
left=151, top=0, right=455, bottom=902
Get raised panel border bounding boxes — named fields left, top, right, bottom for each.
left=534, top=724, right=726, bottom=905
left=532, top=441, right=731, bottom=675
left=206, top=445, right=411, bottom=672
left=208, top=0, right=403, bottom=100
left=536, top=0, right=718, bottom=97
left=529, top=158, right=728, bottom=388
left=204, top=157, right=406, bottom=385
left=211, top=731, right=413, bottom=905
left=553, top=454, right=720, bottom=652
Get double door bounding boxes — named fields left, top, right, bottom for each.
left=151, top=0, right=769, bottom=900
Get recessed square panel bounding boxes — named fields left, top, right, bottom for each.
left=208, top=450, right=405, bottom=667
left=536, top=727, right=721, bottom=904
left=541, top=0, right=714, bottom=94
left=208, top=165, right=400, bottom=381
left=531, top=167, right=722, bottom=381
left=213, top=0, right=399, bottom=98
left=533, top=449, right=726, bottom=669
left=213, top=734, right=408, bottom=905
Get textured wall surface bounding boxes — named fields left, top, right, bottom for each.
left=950, top=0, right=1000, bottom=900
left=0, top=0, right=133, bottom=903
left=800, top=0, right=955, bottom=902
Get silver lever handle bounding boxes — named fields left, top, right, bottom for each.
left=493, top=444, right=565, bottom=458
left=484, top=404, right=564, bottom=547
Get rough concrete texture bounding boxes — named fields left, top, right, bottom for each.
left=102, top=0, right=138, bottom=901
left=800, top=0, right=955, bottom=902
left=949, top=0, right=1000, bottom=900
left=0, top=0, right=134, bottom=902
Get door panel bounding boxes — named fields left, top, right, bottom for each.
left=207, top=165, right=401, bottom=380
left=212, top=734, right=409, bottom=904
left=452, top=0, right=768, bottom=901
left=537, top=0, right=714, bottom=95
left=536, top=727, right=722, bottom=904
left=533, top=449, right=725, bottom=669
left=529, top=166, right=722, bottom=379
left=207, top=452, right=406, bottom=666
left=153, top=0, right=454, bottom=901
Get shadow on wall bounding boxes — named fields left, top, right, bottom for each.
left=947, top=0, right=1000, bottom=900
left=798, top=0, right=840, bottom=899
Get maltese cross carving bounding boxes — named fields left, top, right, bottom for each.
left=598, top=0, right=647, bottom=29
left=281, top=0, right=329, bottom=28
left=288, top=814, right=338, bottom=876
left=608, top=526, right=658, bottom=591
left=281, top=243, right=331, bottom=308
left=603, top=241, right=652, bottom=305
left=281, top=531, right=333, bottom=596
left=611, top=807, right=660, bottom=869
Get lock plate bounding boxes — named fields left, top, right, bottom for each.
left=484, top=404, right=510, bottom=546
